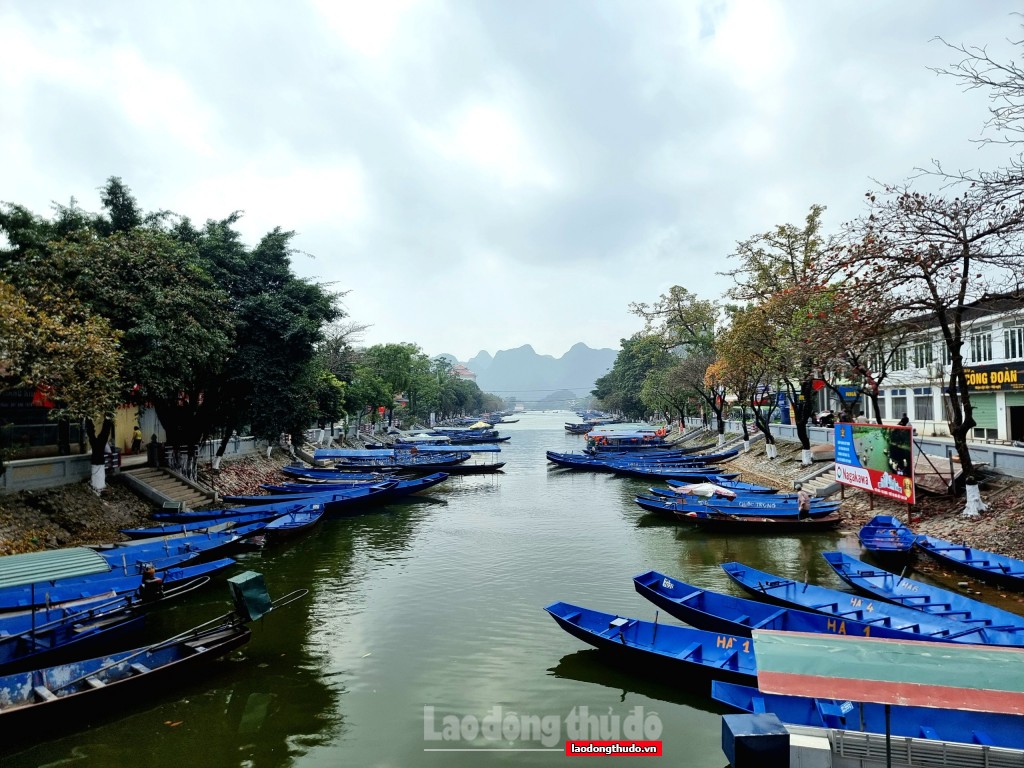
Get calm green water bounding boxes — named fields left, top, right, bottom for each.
left=6, top=412, right=855, bottom=767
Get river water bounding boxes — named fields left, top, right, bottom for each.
left=6, top=411, right=855, bottom=767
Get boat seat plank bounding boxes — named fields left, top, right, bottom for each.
left=33, top=685, right=57, bottom=702
left=129, top=662, right=151, bottom=675
left=973, top=730, right=993, bottom=746
left=678, top=641, right=702, bottom=660
left=751, top=696, right=767, bottom=714
left=751, top=609, right=787, bottom=629
left=718, top=650, right=738, bottom=669
left=85, top=676, right=106, bottom=689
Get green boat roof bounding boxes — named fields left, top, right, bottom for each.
left=753, top=629, right=1024, bottom=715
left=0, top=547, right=111, bottom=589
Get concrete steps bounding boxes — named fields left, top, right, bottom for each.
left=794, top=462, right=841, bottom=498
left=123, top=467, right=215, bottom=511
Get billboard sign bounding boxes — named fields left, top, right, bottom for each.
left=833, top=423, right=915, bottom=504
left=962, top=362, right=1024, bottom=392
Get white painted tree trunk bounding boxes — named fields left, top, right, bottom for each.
left=266, top=445, right=273, bottom=459
left=801, top=449, right=813, bottom=466
left=962, top=483, right=989, bottom=517
left=742, top=440, right=750, bottom=453
left=212, top=455, right=221, bottom=471
left=718, top=434, right=726, bottom=446
left=90, top=464, right=105, bottom=493
left=765, top=444, right=776, bottom=459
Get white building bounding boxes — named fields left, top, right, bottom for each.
left=862, top=298, right=1024, bottom=443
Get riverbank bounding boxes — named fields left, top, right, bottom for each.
left=0, top=452, right=292, bottom=555
left=2, top=442, right=1023, bottom=567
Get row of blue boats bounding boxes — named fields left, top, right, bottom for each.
left=546, top=424, right=1024, bottom=752
left=0, top=453, right=460, bottom=741
left=547, top=437, right=846, bottom=533
left=547, top=547, right=1024, bottom=749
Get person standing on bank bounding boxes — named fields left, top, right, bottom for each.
left=897, top=413, right=910, bottom=427
left=131, top=424, right=143, bottom=454
left=795, top=483, right=811, bottom=520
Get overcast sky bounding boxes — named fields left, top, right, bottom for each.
left=2, top=1, right=1020, bottom=362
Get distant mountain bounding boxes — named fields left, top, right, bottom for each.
left=466, top=343, right=617, bottom=405
left=466, top=350, right=493, bottom=373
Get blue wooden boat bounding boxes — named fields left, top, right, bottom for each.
left=0, top=573, right=306, bottom=738
left=119, top=508, right=287, bottom=538
left=633, top=495, right=839, bottom=519
left=0, top=558, right=235, bottom=613
left=915, top=535, right=1024, bottom=592
left=857, top=515, right=919, bottom=559
left=545, top=451, right=615, bottom=470
left=0, top=562, right=220, bottom=673
left=677, top=510, right=843, bottom=534
left=638, top=493, right=839, bottom=512
left=608, top=465, right=738, bottom=482
left=0, top=597, right=143, bottom=673
left=632, top=570, right=983, bottom=644
left=279, top=467, right=396, bottom=481
left=649, top=487, right=799, bottom=501
left=720, top=561, right=1021, bottom=646
left=666, top=478, right=779, bottom=494
left=712, top=681, right=1024, bottom=750
left=544, top=601, right=756, bottom=688
left=240, top=472, right=449, bottom=503
left=333, top=451, right=469, bottom=471
left=822, top=551, right=1024, bottom=634
left=261, top=504, right=325, bottom=539
left=150, top=498, right=311, bottom=522
left=605, top=449, right=740, bottom=466
left=91, top=522, right=267, bottom=571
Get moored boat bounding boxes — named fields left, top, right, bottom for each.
left=0, top=572, right=305, bottom=737
left=720, top=561, right=1020, bottom=646
left=822, top=551, right=1024, bottom=634
left=711, top=680, right=1024, bottom=750
left=543, top=601, right=756, bottom=690
left=857, top=515, right=919, bottom=562
left=676, top=511, right=843, bottom=534
left=633, top=495, right=840, bottom=520
left=632, top=570, right=975, bottom=644
left=915, top=535, right=1024, bottom=592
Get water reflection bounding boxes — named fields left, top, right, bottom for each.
left=549, top=650, right=727, bottom=714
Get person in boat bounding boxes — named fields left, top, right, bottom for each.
left=795, top=483, right=811, bottom=520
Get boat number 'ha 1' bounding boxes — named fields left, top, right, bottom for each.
left=716, top=636, right=752, bottom=653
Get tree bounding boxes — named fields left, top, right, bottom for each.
left=0, top=280, right=121, bottom=482
left=592, top=335, right=670, bottom=419
left=631, top=287, right=725, bottom=441
left=715, top=305, right=781, bottom=455
left=842, top=182, right=1024, bottom=514
left=723, top=206, right=836, bottom=463
left=929, top=25, right=1024, bottom=202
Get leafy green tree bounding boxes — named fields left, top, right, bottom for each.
left=630, top=287, right=725, bottom=438
left=722, top=205, right=835, bottom=463
left=593, top=335, right=669, bottom=419
left=0, top=280, right=121, bottom=479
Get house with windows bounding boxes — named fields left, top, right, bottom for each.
left=861, top=297, right=1024, bottom=442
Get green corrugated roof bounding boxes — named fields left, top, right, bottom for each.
left=753, top=629, right=1024, bottom=715
left=0, top=548, right=111, bottom=589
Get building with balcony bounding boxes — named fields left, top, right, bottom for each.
left=862, top=298, right=1024, bottom=443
